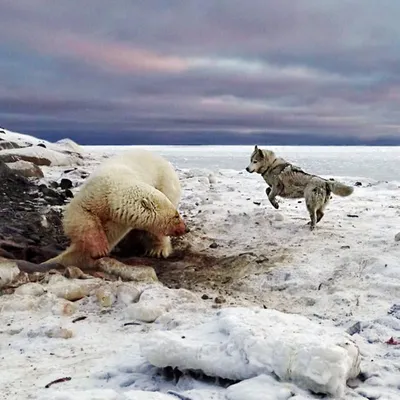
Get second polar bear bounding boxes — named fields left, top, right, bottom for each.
left=43, top=149, right=187, bottom=267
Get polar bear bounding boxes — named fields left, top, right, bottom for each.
left=43, top=149, right=187, bottom=267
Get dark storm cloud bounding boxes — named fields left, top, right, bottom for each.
left=1, top=0, right=400, bottom=143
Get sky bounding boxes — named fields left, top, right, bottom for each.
left=1, top=0, right=400, bottom=145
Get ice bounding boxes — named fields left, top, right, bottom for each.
left=226, top=375, right=301, bottom=400
left=141, top=307, right=361, bottom=396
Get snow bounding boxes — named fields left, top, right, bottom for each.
left=0, top=127, right=50, bottom=147
left=0, top=145, right=82, bottom=166
left=0, top=128, right=82, bottom=166
left=1, top=142, right=400, bottom=399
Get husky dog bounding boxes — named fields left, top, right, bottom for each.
left=246, top=145, right=354, bottom=230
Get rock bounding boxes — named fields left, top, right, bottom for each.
left=55, top=138, right=82, bottom=154
left=395, top=232, right=400, bottom=242
left=201, top=294, right=210, bottom=300
left=0, top=258, right=20, bottom=288
left=47, top=276, right=91, bottom=301
left=253, top=201, right=261, bottom=206
left=209, top=242, right=218, bottom=249
left=63, top=266, right=91, bottom=279
left=347, top=214, right=359, bottom=218
left=0, top=140, right=24, bottom=150
left=6, top=160, right=44, bottom=179
left=355, top=181, right=362, bottom=187
left=0, top=294, right=42, bottom=311
left=116, top=283, right=140, bottom=305
left=125, top=302, right=165, bottom=323
left=214, top=296, right=226, bottom=304
left=65, top=189, right=74, bottom=198
left=95, top=258, right=158, bottom=283
left=63, top=167, right=77, bottom=174
left=46, top=327, right=73, bottom=339
left=346, top=321, right=362, bottom=336
left=51, top=300, right=77, bottom=316
left=388, top=304, right=400, bottom=319
left=0, top=159, right=29, bottom=182
left=0, top=152, right=51, bottom=166
left=37, top=143, right=46, bottom=148
left=38, top=185, right=66, bottom=206
left=126, top=286, right=198, bottom=323
left=14, top=282, right=45, bottom=296
left=0, top=146, right=82, bottom=166
left=60, top=178, right=73, bottom=190
left=95, top=286, right=116, bottom=307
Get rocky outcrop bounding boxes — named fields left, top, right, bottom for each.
left=0, top=139, right=25, bottom=150
left=0, top=161, right=68, bottom=263
left=0, top=146, right=82, bottom=166
left=6, top=160, right=44, bottom=178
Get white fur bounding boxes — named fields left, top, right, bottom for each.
left=43, top=149, right=184, bottom=267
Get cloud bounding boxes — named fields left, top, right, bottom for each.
left=1, top=0, right=400, bottom=142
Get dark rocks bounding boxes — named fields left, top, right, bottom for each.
left=346, top=321, right=362, bottom=336
left=209, top=242, right=218, bottom=249
left=60, top=178, right=73, bottom=190
left=347, top=214, right=359, bottom=218
left=355, top=181, right=362, bottom=187
left=214, top=296, right=226, bottom=304
left=6, top=160, right=44, bottom=179
left=0, top=152, right=52, bottom=166
left=39, top=185, right=59, bottom=198
left=38, top=185, right=66, bottom=206
left=0, top=140, right=24, bottom=150
left=388, top=304, right=400, bottom=319
left=63, top=168, right=77, bottom=174
left=395, top=232, right=400, bottom=242
left=0, top=160, right=68, bottom=263
left=37, top=143, right=46, bottom=148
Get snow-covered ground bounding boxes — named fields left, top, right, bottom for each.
left=1, top=132, right=400, bottom=399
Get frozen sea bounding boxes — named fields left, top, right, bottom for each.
left=85, top=145, right=400, bottom=181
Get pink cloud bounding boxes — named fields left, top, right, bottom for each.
left=9, top=25, right=189, bottom=74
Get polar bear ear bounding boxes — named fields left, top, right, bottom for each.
left=141, top=198, right=157, bottom=212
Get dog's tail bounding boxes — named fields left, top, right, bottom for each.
left=327, top=180, right=354, bottom=197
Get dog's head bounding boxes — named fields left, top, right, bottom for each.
left=246, top=145, right=275, bottom=174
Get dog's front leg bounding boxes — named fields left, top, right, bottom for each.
left=266, top=186, right=280, bottom=209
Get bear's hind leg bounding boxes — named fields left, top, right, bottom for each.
left=66, top=211, right=109, bottom=259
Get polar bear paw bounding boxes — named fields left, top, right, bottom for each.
left=146, top=236, right=172, bottom=258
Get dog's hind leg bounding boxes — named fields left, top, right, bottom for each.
left=307, top=208, right=317, bottom=230
left=316, top=194, right=330, bottom=224
left=305, top=193, right=318, bottom=231
left=316, top=209, right=324, bottom=223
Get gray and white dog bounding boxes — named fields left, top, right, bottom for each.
left=246, top=145, right=354, bottom=230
